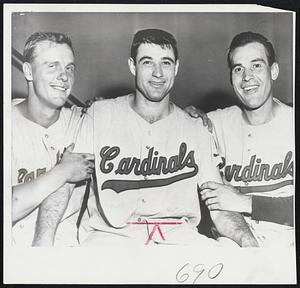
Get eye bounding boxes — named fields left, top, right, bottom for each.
left=252, top=62, right=263, bottom=69
left=48, top=63, right=55, bottom=68
left=232, top=66, right=243, bottom=74
left=162, top=60, right=172, bottom=66
left=142, top=60, right=152, bottom=66
left=66, top=65, right=75, bottom=73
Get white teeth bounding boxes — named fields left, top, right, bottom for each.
left=243, top=85, right=258, bottom=91
left=150, top=82, right=164, bottom=86
left=52, top=86, right=66, bottom=91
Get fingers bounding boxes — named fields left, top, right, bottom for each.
left=207, top=203, right=220, bottom=211
left=207, top=119, right=213, bottom=133
left=199, top=181, right=221, bottom=191
left=87, top=167, right=94, bottom=174
left=81, top=153, right=95, bottom=161
left=65, top=143, right=75, bottom=153
left=200, top=189, right=217, bottom=201
left=85, top=96, right=105, bottom=107
left=87, top=160, right=95, bottom=169
left=222, top=174, right=230, bottom=185
left=184, top=106, right=203, bottom=119
left=205, top=197, right=217, bottom=206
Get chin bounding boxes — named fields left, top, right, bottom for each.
left=51, top=98, right=67, bottom=108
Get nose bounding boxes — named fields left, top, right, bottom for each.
left=57, top=67, right=68, bottom=82
left=242, top=67, right=254, bottom=81
left=152, top=63, right=163, bottom=78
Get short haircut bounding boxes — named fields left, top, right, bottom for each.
left=130, top=28, right=178, bottom=62
left=23, top=32, right=74, bottom=63
left=227, top=31, right=276, bottom=69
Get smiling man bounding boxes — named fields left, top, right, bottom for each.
left=198, top=32, right=294, bottom=247
left=12, top=32, right=94, bottom=246
left=67, top=28, right=259, bottom=246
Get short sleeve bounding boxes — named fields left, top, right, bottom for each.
left=73, top=104, right=94, bottom=154
left=196, top=125, right=222, bottom=185
left=252, top=195, right=293, bottom=226
left=207, top=109, right=226, bottom=160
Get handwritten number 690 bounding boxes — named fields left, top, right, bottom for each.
left=176, top=262, right=223, bottom=283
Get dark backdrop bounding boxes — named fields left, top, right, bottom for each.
left=12, top=12, right=293, bottom=111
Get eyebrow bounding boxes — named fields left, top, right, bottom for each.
left=232, top=58, right=267, bottom=69
left=138, top=56, right=175, bottom=64
left=44, top=61, right=76, bottom=67
left=251, top=58, right=267, bottom=64
left=67, top=62, right=76, bottom=68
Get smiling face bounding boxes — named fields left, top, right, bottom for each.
left=230, top=42, right=279, bottom=110
left=128, top=43, right=179, bottom=103
left=25, top=40, right=75, bottom=109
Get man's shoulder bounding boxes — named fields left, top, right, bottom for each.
left=60, top=105, right=83, bottom=121
left=91, top=95, right=130, bottom=112
left=173, top=104, right=212, bottom=135
left=208, top=105, right=242, bottom=122
left=12, top=98, right=26, bottom=106
left=274, top=98, right=293, bottom=114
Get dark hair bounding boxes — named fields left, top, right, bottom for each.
left=130, top=28, right=178, bottom=63
left=23, top=32, right=74, bottom=63
left=227, top=31, right=276, bottom=69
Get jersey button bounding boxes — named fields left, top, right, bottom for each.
left=45, top=134, right=49, bottom=138
left=146, top=145, right=150, bottom=149
left=248, top=133, right=252, bottom=137
left=138, top=217, right=142, bottom=222
left=141, top=198, right=146, bottom=203
left=50, top=146, right=55, bottom=150
left=244, top=181, right=249, bottom=186
left=144, top=175, right=148, bottom=180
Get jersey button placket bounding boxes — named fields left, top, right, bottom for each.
left=245, top=129, right=253, bottom=156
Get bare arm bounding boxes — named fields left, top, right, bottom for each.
left=210, top=210, right=259, bottom=247
left=32, top=184, right=74, bottom=246
left=200, top=181, right=293, bottom=226
left=200, top=181, right=258, bottom=247
left=12, top=143, right=94, bottom=225
left=184, top=105, right=213, bottom=132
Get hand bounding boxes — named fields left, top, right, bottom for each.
left=58, top=143, right=95, bottom=183
left=81, top=96, right=104, bottom=116
left=200, top=180, right=252, bottom=214
left=85, top=96, right=104, bottom=108
left=184, top=105, right=213, bottom=133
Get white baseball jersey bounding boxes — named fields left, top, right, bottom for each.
left=12, top=99, right=86, bottom=246
left=208, top=98, right=294, bottom=247
left=80, top=94, right=222, bottom=245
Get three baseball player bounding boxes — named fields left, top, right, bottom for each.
left=12, top=29, right=294, bottom=247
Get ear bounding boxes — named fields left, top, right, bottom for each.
left=174, top=59, right=179, bottom=76
left=270, top=62, right=279, bottom=81
left=128, top=57, right=136, bottom=76
left=23, top=62, right=33, bottom=81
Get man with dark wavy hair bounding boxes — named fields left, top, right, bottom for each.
left=75, top=29, right=258, bottom=246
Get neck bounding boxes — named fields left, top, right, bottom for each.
left=242, top=97, right=278, bottom=125
left=130, top=92, right=172, bottom=123
left=21, top=89, right=61, bottom=128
